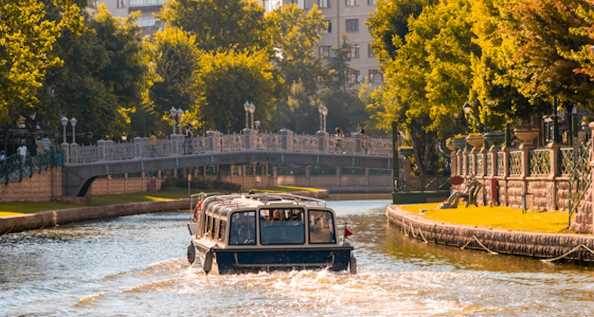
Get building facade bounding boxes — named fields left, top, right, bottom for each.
left=263, top=0, right=382, bottom=86
left=88, top=0, right=164, bottom=34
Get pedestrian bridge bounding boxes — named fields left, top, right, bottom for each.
left=62, top=130, right=393, bottom=196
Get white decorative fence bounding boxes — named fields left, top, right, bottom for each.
left=64, top=130, right=392, bottom=164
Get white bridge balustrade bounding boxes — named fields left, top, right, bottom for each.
left=64, top=130, right=392, bottom=165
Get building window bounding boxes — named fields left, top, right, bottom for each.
left=345, top=0, right=357, bottom=7
left=319, top=45, right=332, bottom=58
left=368, top=43, right=374, bottom=58
left=318, top=0, right=330, bottom=8
left=351, top=44, right=360, bottom=59
left=367, top=0, right=375, bottom=5
left=348, top=69, right=361, bottom=85
left=345, top=19, right=359, bottom=33
left=326, top=20, right=332, bottom=33
left=297, top=0, right=306, bottom=9
left=368, top=69, right=382, bottom=84
left=117, top=0, right=126, bottom=8
left=137, top=15, right=157, bottom=27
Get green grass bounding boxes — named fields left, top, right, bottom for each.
left=0, top=186, right=325, bottom=217
left=251, top=185, right=324, bottom=193
left=399, top=203, right=570, bottom=233
left=0, top=188, right=190, bottom=216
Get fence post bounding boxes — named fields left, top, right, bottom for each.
left=206, top=130, right=222, bottom=152
left=97, top=139, right=107, bottom=161
left=502, top=147, right=510, bottom=206
left=134, top=137, right=146, bottom=158
left=520, top=142, right=534, bottom=210
left=317, top=131, right=329, bottom=153
left=62, top=143, right=70, bottom=164
left=280, top=129, right=294, bottom=152
left=549, top=143, right=560, bottom=210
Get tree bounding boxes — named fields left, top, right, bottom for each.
left=265, top=4, right=327, bottom=91
left=196, top=50, right=278, bottom=132
left=498, top=0, right=593, bottom=110
left=160, top=0, right=266, bottom=52
left=265, top=4, right=328, bottom=132
left=142, top=26, right=201, bottom=134
left=38, top=4, right=145, bottom=140
left=0, top=0, right=80, bottom=125
left=319, top=41, right=368, bottom=132
left=367, top=0, right=434, bottom=65
left=372, top=0, right=476, bottom=175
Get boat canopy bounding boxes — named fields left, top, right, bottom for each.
left=200, top=193, right=327, bottom=217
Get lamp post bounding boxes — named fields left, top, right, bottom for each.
left=318, top=105, right=328, bottom=133
left=169, top=107, right=183, bottom=135
left=243, top=101, right=256, bottom=130
left=60, top=116, right=69, bottom=145
left=248, top=102, right=256, bottom=130
left=70, top=117, right=77, bottom=145
left=243, top=102, right=250, bottom=130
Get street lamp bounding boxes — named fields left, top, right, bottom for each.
left=243, top=102, right=250, bottom=130
left=318, top=104, right=328, bottom=132
left=70, top=117, right=77, bottom=144
left=243, top=101, right=256, bottom=130
left=169, top=107, right=183, bottom=135
left=60, top=116, right=69, bottom=145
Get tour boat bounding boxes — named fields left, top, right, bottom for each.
left=186, top=193, right=356, bottom=274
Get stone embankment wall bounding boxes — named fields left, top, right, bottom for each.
left=0, top=199, right=190, bottom=235
left=0, top=168, right=63, bottom=202
left=90, top=175, right=163, bottom=195
left=386, top=205, right=594, bottom=262
left=451, top=143, right=593, bottom=234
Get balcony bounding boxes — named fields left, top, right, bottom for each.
left=129, top=0, right=165, bottom=8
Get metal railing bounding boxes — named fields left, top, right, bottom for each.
left=63, top=131, right=392, bottom=165
left=0, top=150, right=64, bottom=185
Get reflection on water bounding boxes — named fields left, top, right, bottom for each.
left=1, top=200, right=593, bottom=316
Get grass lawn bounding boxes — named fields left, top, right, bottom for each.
left=0, top=188, right=189, bottom=217
left=0, top=186, right=324, bottom=217
left=251, top=185, right=324, bottom=193
left=399, top=203, right=570, bottom=233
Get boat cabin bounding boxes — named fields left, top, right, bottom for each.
left=187, top=193, right=355, bottom=274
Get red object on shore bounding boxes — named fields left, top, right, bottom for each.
left=450, top=176, right=464, bottom=186
left=344, top=225, right=353, bottom=239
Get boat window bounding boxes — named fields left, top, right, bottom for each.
left=212, top=218, right=219, bottom=239
left=308, top=210, right=336, bottom=244
left=218, top=220, right=226, bottom=241
left=229, top=211, right=256, bottom=245
left=259, top=208, right=305, bottom=245
left=204, top=216, right=211, bottom=236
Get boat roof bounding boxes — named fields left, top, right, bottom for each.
left=200, top=193, right=328, bottom=217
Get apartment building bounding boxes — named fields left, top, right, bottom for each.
left=88, top=0, right=164, bottom=34
left=263, top=0, right=382, bottom=86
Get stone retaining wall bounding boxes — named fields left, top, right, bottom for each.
left=90, top=175, right=163, bottom=195
left=0, top=168, right=62, bottom=202
left=386, top=205, right=594, bottom=262
left=0, top=199, right=190, bottom=235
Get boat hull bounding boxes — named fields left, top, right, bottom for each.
left=196, top=245, right=353, bottom=274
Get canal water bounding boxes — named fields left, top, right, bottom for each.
left=1, top=200, right=593, bottom=316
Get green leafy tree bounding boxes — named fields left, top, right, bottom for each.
left=39, top=4, right=145, bottom=140
left=0, top=0, right=81, bottom=125
left=142, top=26, right=201, bottom=134
left=160, top=0, right=266, bottom=52
left=373, top=0, right=476, bottom=174
left=196, top=50, right=278, bottom=132
left=265, top=4, right=328, bottom=132
left=367, top=0, right=434, bottom=65
left=497, top=0, right=593, bottom=110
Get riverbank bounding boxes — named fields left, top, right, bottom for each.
left=0, top=187, right=330, bottom=235
left=385, top=204, right=594, bottom=263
